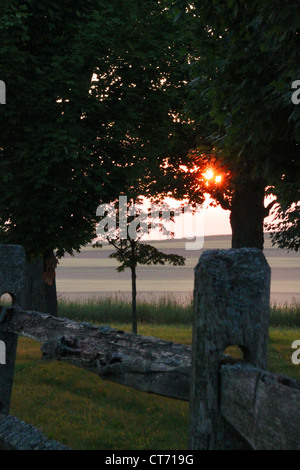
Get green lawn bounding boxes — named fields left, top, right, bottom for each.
left=10, top=324, right=300, bottom=450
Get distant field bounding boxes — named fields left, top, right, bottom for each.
left=56, top=234, right=300, bottom=305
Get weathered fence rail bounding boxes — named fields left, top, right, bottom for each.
left=0, top=305, right=191, bottom=402
left=1, top=244, right=300, bottom=450
left=220, top=363, right=300, bottom=450
left=0, top=414, right=70, bottom=450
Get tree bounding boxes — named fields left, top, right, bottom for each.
left=0, top=0, right=116, bottom=313
left=0, top=0, right=191, bottom=314
left=157, top=0, right=300, bottom=250
left=94, top=197, right=185, bottom=334
left=108, top=239, right=185, bottom=334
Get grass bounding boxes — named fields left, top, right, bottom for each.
left=269, top=299, right=300, bottom=327
left=57, top=293, right=194, bottom=325
left=57, top=294, right=300, bottom=328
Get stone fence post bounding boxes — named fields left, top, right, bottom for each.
left=0, top=245, right=26, bottom=414
left=189, top=248, right=271, bottom=450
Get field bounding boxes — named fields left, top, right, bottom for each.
left=56, top=234, right=300, bottom=305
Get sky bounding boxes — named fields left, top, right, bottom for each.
left=201, top=199, right=231, bottom=236
left=95, top=194, right=278, bottom=245
left=202, top=195, right=277, bottom=236
left=139, top=194, right=276, bottom=240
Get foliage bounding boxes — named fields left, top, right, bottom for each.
left=0, top=0, right=110, bottom=258
left=0, top=0, right=191, bottom=260
left=267, top=201, right=300, bottom=252
left=109, top=239, right=185, bottom=273
left=57, top=295, right=300, bottom=328
left=57, top=294, right=194, bottom=325
left=179, top=0, right=300, bottom=176
left=267, top=180, right=300, bottom=251
left=162, top=0, right=300, bottom=248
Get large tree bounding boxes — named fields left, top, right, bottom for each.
left=0, top=0, right=113, bottom=313
left=0, top=0, right=190, bottom=314
left=155, top=0, right=300, bottom=250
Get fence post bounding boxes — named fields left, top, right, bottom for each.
left=0, top=245, right=26, bottom=414
left=189, top=248, right=271, bottom=450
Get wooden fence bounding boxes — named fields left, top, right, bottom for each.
left=0, top=245, right=299, bottom=450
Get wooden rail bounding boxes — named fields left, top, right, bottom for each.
left=220, top=363, right=300, bottom=450
left=0, top=305, right=191, bottom=402
left=0, top=414, right=70, bottom=450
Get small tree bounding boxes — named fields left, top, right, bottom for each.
left=95, top=198, right=185, bottom=333
left=108, top=238, right=185, bottom=334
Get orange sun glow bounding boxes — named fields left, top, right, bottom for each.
left=203, top=169, right=222, bottom=184
left=203, top=169, right=214, bottom=180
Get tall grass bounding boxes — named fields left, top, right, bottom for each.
left=270, top=299, right=300, bottom=327
left=57, top=293, right=194, bottom=325
left=57, top=294, right=300, bottom=328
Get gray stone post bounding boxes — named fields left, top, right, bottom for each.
left=0, top=245, right=26, bottom=414
left=189, top=248, right=271, bottom=450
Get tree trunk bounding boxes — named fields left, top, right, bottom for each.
left=23, top=257, right=46, bottom=312
left=131, top=265, right=137, bottom=334
left=44, top=275, right=58, bottom=317
left=230, top=182, right=266, bottom=250
left=23, top=253, right=58, bottom=316
left=43, top=251, right=58, bottom=317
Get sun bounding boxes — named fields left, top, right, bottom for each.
left=203, top=169, right=222, bottom=184
left=203, top=169, right=214, bottom=180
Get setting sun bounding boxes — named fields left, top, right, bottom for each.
left=203, top=169, right=214, bottom=180
left=203, top=169, right=222, bottom=184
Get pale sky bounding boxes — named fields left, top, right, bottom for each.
left=201, top=199, right=231, bottom=236
left=95, top=194, right=277, bottom=245
left=139, top=194, right=277, bottom=241
left=130, top=195, right=230, bottom=242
